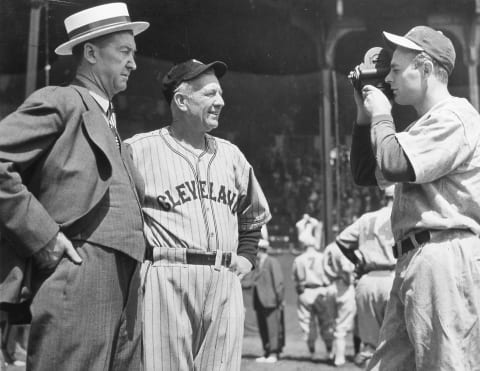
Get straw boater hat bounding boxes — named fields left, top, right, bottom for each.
left=55, top=2, right=149, bottom=56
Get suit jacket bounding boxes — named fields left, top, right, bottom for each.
left=253, top=256, right=284, bottom=309
left=0, top=83, right=144, bottom=310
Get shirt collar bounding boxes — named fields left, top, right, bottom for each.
left=88, top=91, right=110, bottom=114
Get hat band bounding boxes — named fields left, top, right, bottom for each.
left=68, top=15, right=131, bottom=39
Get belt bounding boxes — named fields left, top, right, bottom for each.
left=392, top=230, right=431, bottom=258
left=186, top=250, right=232, bottom=267
left=304, top=283, right=329, bottom=289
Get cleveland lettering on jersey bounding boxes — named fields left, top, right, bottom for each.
left=157, top=179, right=238, bottom=212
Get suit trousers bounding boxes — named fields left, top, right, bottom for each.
left=253, top=288, right=284, bottom=355
left=27, top=242, right=142, bottom=371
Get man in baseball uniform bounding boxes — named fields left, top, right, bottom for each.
left=126, top=59, right=271, bottom=371
left=322, top=241, right=356, bottom=367
left=292, top=226, right=334, bottom=361
left=351, top=25, right=480, bottom=370
left=295, top=205, right=324, bottom=250
left=335, top=186, right=396, bottom=366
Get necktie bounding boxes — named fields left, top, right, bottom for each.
left=106, top=103, right=120, bottom=148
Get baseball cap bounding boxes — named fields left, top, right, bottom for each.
left=162, top=59, right=228, bottom=104
left=383, top=25, right=455, bottom=75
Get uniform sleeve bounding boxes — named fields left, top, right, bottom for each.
left=335, top=218, right=363, bottom=266
left=291, top=258, right=305, bottom=294
left=395, top=109, right=471, bottom=183
left=336, top=218, right=361, bottom=251
left=329, top=244, right=355, bottom=284
left=235, top=149, right=271, bottom=231
left=370, top=114, right=415, bottom=182
left=0, top=88, right=64, bottom=256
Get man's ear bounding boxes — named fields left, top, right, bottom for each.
left=423, top=60, right=434, bottom=77
left=173, top=92, right=188, bottom=111
left=83, top=42, right=97, bottom=64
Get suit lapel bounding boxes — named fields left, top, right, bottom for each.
left=70, top=85, right=120, bottom=162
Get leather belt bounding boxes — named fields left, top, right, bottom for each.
left=186, top=250, right=232, bottom=267
left=393, top=230, right=431, bottom=258
left=304, top=283, right=329, bottom=289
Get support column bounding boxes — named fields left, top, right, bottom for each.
left=25, top=0, right=45, bottom=98
left=467, top=60, right=479, bottom=110
left=292, top=14, right=364, bottom=243
left=467, top=19, right=480, bottom=110
left=321, top=67, right=333, bottom=242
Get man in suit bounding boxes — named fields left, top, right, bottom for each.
left=0, top=3, right=149, bottom=370
left=253, top=226, right=285, bottom=364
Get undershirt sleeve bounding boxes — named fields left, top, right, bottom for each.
left=237, top=227, right=261, bottom=268
left=370, top=114, right=415, bottom=182
left=350, top=124, right=378, bottom=186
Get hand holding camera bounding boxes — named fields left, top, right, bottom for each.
left=349, top=47, right=393, bottom=124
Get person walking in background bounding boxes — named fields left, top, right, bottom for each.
left=295, top=205, right=324, bottom=252
left=352, top=25, right=480, bottom=370
left=253, top=225, right=285, bottom=364
left=127, top=59, right=271, bottom=371
left=336, top=186, right=396, bottom=367
left=0, top=3, right=149, bottom=370
left=323, top=241, right=356, bottom=367
left=292, top=231, right=334, bottom=361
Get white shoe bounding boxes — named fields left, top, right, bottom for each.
left=263, top=355, right=278, bottom=363
left=255, top=356, right=267, bottom=363
left=334, top=356, right=346, bottom=366
left=12, top=359, right=26, bottom=366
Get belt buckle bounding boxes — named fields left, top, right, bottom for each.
left=214, top=250, right=222, bottom=271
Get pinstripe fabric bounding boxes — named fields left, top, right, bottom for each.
left=127, top=127, right=270, bottom=370
left=126, top=127, right=271, bottom=252
left=27, top=242, right=142, bottom=371
left=143, top=261, right=244, bottom=371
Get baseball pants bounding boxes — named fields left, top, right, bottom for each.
left=297, top=286, right=336, bottom=351
left=367, top=230, right=480, bottom=371
left=329, top=279, right=356, bottom=339
left=143, top=250, right=244, bottom=371
left=355, top=270, right=394, bottom=347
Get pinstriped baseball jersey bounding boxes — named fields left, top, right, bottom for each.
left=126, top=126, right=271, bottom=252
left=127, top=126, right=270, bottom=371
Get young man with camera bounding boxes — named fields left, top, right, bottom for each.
left=351, top=26, right=480, bottom=370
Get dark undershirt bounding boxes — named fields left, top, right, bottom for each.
left=350, top=114, right=415, bottom=185
left=238, top=227, right=261, bottom=268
